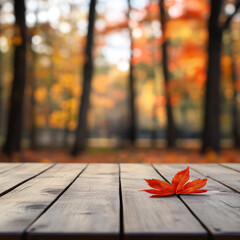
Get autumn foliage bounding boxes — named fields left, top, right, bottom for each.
left=142, top=167, right=207, bottom=197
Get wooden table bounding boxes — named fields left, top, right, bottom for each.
left=0, top=163, right=240, bottom=240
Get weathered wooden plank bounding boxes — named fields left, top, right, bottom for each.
left=220, top=163, right=240, bottom=172
left=190, top=164, right=240, bottom=193
left=0, top=163, right=86, bottom=240
left=0, top=163, right=22, bottom=174
left=154, top=164, right=240, bottom=240
left=0, top=163, right=53, bottom=196
left=121, top=164, right=207, bottom=240
left=27, top=164, right=120, bottom=240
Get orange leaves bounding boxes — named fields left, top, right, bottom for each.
left=144, top=179, right=175, bottom=197
left=171, top=167, right=190, bottom=192
left=142, top=167, right=207, bottom=197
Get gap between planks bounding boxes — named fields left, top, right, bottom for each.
left=0, top=163, right=55, bottom=197
left=120, top=164, right=207, bottom=240
left=154, top=164, right=240, bottom=240
left=0, top=164, right=87, bottom=240
left=190, top=164, right=240, bottom=194
left=152, top=164, right=212, bottom=239
left=26, top=164, right=120, bottom=240
left=218, top=163, right=240, bottom=173
left=0, top=163, right=23, bottom=174
left=22, top=164, right=88, bottom=240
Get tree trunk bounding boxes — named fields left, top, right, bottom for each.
left=29, top=50, right=37, bottom=150
left=2, top=0, right=26, bottom=155
left=230, top=30, right=240, bottom=148
left=159, top=0, right=176, bottom=147
left=29, top=4, right=40, bottom=150
left=0, top=5, right=3, bottom=139
left=127, top=0, right=136, bottom=144
left=72, top=0, right=96, bottom=155
left=202, top=0, right=223, bottom=153
left=232, top=64, right=240, bottom=148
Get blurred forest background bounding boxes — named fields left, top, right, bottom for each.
left=0, top=0, right=240, bottom=162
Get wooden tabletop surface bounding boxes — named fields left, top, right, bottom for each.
left=0, top=163, right=239, bottom=240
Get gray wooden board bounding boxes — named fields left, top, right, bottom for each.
left=190, top=164, right=240, bottom=193
left=0, top=163, right=53, bottom=196
left=27, top=164, right=120, bottom=240
left=120, top=164, right=207, bottom=240
left=0, top=163, right=86, bottom=240
left=0, top=163, right=22, bottom=174
left=154, top=164, right=240, bottom=240
left=220, top=163, right=240, bottom=172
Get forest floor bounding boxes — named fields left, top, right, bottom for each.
left=0, top=148, right=240, bottom=163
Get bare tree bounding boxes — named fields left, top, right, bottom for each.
left=72, top=0, right=96, bottom=155
left=127, top=0, right=137, bottom=144
left=0, top=4, right=3, bottom=139
left=229, top=29, right=240, bottom=148
left=3, top=0, right=26, bottom=155
left=159, top=0, right=176, bottom=147
left=202, top=0, right=240, bottom=153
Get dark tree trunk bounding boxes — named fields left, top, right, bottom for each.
left=159, top=0, right=176, bottom=147
left=150, top=54, right=157, bottom=146
left=0, top=5, right=3, bottom=138
left=127, top=0, right=136, bottom=144
left=30, top=50, right=37, bottom=150
left=2, top=0, right=26, bottom=155
left=202, top=0, right=223, bottom=153
left=232, top=63, right=240, bottom=148
left=230, top=31, right=240, bottom=148
left=29, top=5, right=39, bottom=150
left=72, top=0, right=96, bottom=155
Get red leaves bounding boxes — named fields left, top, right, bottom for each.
left=142, top=167, right=207, bottom=197
left=144, top=179, right=175, bottom=197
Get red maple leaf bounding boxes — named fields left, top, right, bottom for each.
left=142, top=167, right=207, bottom=197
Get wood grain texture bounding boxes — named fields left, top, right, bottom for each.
left=0, top=163, right=86, bottom=240
left=190, top=164, right=240, bottom=193
left=120, top=164, right=207, bottom=240
left=154, top=164, right=240, bottom=240
left=27, top=164, right=120, bottom=240
left=220, top=163, right=240, bottom=172
left=0, top=163, right=53, bottom=196
left=0, top=163, right=21, bottom=174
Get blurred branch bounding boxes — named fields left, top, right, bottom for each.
left=223, top=0, right=240, bottom=30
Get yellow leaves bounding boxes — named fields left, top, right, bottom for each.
left=49, top=111, right=68, bottom=129
left=47, top=98, right=79, bottom=129
left=166, top=19, right=207, bottom=44
left=156, top=107, right=166, bottom=125
left=92, top=75, right=107, bottom=93
left=137, top=81, right=155, bottom=117
left=72, top=85, right=82, bottom=97
left=61, top=98, right=78, bottom=112
left=35, top=87, right=47, bottom=103
left=49, top=110, right=77, bottom=130
left=166, top=20, right=192, bottom=40
left=58, top=74, right=81, bottom=96
left=50, top=83, right=63, bottom=97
